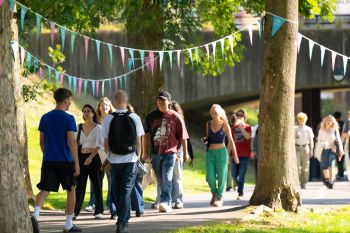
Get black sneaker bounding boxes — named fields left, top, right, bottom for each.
left=116, top=224, right=129, bottom=233
left=136, top=212, right=144, bottom=217
left=63, top=224, right=82, bottom=232
left=31, top=215, right=39, bottom=233
left=226, top=186, right=232, bottom=192
left=110, top=215, right=117, bottom=220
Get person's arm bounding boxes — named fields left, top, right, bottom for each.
left=67, top=131, right=80, bottom=177
left=309, top=128, right=314, bottom=157
left=142, top=133, right=149, bottom=161
left=224, top=122, right=239, bottom=164
left=39, top=132, right=44, bottom=153
left=181, top=139, right=188, bottom=162
left=238, top=124, right=251, bottom=140
left=84, top=127, right=101, bottom=165
left=136, top=136, right=141, bottom=158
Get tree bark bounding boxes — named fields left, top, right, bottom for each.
left=0, top=2, right=33, bottom=232
left=250, top=0, right=301, bottom=211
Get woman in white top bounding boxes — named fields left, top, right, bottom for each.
left=315, top=115, right=344, bottom=189
left=74, top=104, right=104, bottom=219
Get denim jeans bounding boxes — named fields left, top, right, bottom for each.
left=172, top=158, right=183, bottom=205
left=131, top=176, right=144, bottom=214
left=88, top=171, right=117, bottom=215
left=231, top=157, right=249, bottom=196
left=110, top=162, right=137, bottom=225
left=152, top=154, right=176, bottom=205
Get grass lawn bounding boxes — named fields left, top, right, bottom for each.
left=173, top=206, right=350, bottom=233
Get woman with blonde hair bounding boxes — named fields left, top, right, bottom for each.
left=204, top=104, right=239, bottom=207
left=315, top=115, right=344, bottom=189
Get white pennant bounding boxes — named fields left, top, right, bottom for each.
left=177, top=50, right=181, bottom=68
left=331, top=51, right=337, bottom=71
left=297, top=33, right=302, bottom=53
left=320, top=46, right=326, bottom=67
left=11, top=41, right=19, bottom=61
left=248, top=24, right=253, bottom=45
left=211, top=42, right=216, bottom=61
left=308, top=40, right=314, bottom=60
left=204, top=44, right=210, bottom=61
left=228, top=35, right=234, bottom=56
left=220, top=39, right=225, bottom=58
left=343, top=56, right=348, bottom=76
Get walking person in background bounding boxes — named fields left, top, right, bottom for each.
left=334, top=111, right=345, bottom=180
left=315, top=115, right=344, bottom=189
left=33, top=88, right=81, bottom=232
left=142, top=91, right=189, bottom=213
left=295, top=112, right=314, bottom=189
left=74, top=104, right=104, bottom=219
left=103, top=91, right=144, bottom=233
left=226, top=111, right=235, bottom=192
left=342, top=111, right=350, bottom=183
left=250, top=119, right=259, bottom=180
left=231, top=109, right=251, bottom=200
left=204, top=104, right=239, bottom=207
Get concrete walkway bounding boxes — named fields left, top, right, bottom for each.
left=37, top=181, right=350, bottom=233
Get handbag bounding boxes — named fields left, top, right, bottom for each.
left=334, top=130, right=343, bottom=159
left=137, top=160, right=148, bottom=177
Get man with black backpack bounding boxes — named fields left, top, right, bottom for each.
left=102, top=90, right=144, bottom=233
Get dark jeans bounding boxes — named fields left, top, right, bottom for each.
left=131, top=176, right=144, bottom=214
left=74, top=153, right=103, bottom=217
left=110, top=162, right=137, bottom=225
left=231, top=157, right=249, bottom=196
left=337, top=155, right=345, bottom=177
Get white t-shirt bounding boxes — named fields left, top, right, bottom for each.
left=251, top=124, right=259, bottom=138
left=78, top=124, right=102, bottom=149
left=102, top=109, right=145, bottom=164
left=295, top=125, right=314, bottom=145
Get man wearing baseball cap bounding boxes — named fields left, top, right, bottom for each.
left=142, top=91, right=189, bottom=213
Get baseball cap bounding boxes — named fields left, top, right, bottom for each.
left=158, top=91, right=171, bottom=101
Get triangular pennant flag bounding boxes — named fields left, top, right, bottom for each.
left=50, top=21, right=55, bottom=45
left=35, top=14, right=41, bottom=39
left=271, top=16, right=286, bottom=37
left=149, top=51, right=155, bottom=74
left=83, top=80, right=88, bottom=96
left=128, top=48, right=135, bottom=68
left=68, top=76, right=72, bottom=90
left=39, top=67, right=43, bottom=80
left=92, top=80, right=96, bottom=96
left=70, top=32, right=76, bottom=54
left=309, top=40, right=314, bottom=60
left=9, top=0, right=15, bottom=15
left=33, top=57, right=39, bottom=70
left=78, top=79, right=83, bottom=96
left=297, top=33, right=302, bottom=53
left=101, top=81, right=105, bottom=97
left=84, top=36, right=89, bottom=61
left=219, top=39, right=225, bottom=58
left=55, top=70, right=60, bottom=86
left=48, top=66, right=52, bottom=82
left=159, top=51, right=164, bottom=70
left=108, top=79, right=112, bottom=95
left=211, top=42, right=217, bottom=61
left=343, top=56, right=348, bottom=76
left=73, top=77, right=77, bottom=95
left=331, top=51, right=337, bottom=71
left=228, top=35, right=234, bottom=56
left=20, top=46, right=25, bottom=64
left=257, top=18, right=262, bottom=39
left=0, top=0, right=4, bottom=7
left=128, top=58, right=133, bottom=71
left=248, top=24, right=253, bottom=45
left=168, top=51, right=173, bottom=70
left=114, top=78, right=118, bottom=91
left=177, top=50, right=181, bottom=69
left=120, top=47, right=125, bottom=67
left=123, top=75, right=127, bottom=90
left=60, top=26, right=66, bottom=50
left=96, top=40, right=101, bottom=63
left=204, top=44, right=210, bottom=61
left=139, top=50, right=145, bottom=70
left=20, top=5, right=27, bottom=31
left=320, top=46, right=325, bottom=66
left=59, top=73, right=64, bottom=86
left=11, top=41, right=19, bottom=61
left=25, top=52, right=32, bottom=70
left=107, top=44, right=113, bottom=66
left=195, top=47, right=199, bottom=65
left=96, top=81, right=100, bottom=97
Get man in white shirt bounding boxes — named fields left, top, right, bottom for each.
left=295, top=112, right=314, bottom=189
left=102, top=91, right=144, bottom=233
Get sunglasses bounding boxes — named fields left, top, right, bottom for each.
left=236, top=114, right=244, bottom=117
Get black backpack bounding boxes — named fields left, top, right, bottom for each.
left=108, top=111, right=136, bottom=155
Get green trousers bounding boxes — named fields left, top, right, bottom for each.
left=206, top=147, right=228, bottom=198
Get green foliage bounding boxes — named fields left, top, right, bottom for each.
left=22, top=84, right=40, bottom=102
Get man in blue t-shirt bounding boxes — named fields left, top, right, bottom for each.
left=32, top=88, right=82, bottom=232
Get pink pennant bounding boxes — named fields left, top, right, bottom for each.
left=20, top=47, right=25, bottom=64
left=50, top=21, right=55, bottom=45
left=96, top=81, right=100, bottom=97
left=0, top=0, right=4, bottom=7
left=78, top=79, right=83, bottom=96
left=331, top=51, right=337, bottom=71
left=177, top=50, right=181, bottom=68
left=204, top=44, right=209, bottom=61
left=149, top=51, right=155, bottom=74
left=39, top=67, right=43, bottom=80
left=59, top=74, right=64, bottom=86
left=84, top=37, right=89, bottom=61
left=114, top=79, right=118, bottom=91
left=120, top=47, right=125, bottom=67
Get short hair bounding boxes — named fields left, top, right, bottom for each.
left=297, top=112, right=308, bottom=122
left=113, top=90, right=128, bottom=105
left=54, top=88, right=72, bottom=104
left=333, top=111, right=342, bottom=119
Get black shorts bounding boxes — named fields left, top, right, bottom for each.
left=37, top=161, right=76, bottom=192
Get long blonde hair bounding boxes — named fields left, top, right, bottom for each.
left=320, top=115, right=339, bottom=130
left=96, top=97, right=114, bottom=119
left=210, top=104, right=228, bottom=123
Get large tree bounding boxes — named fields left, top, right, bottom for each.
left=0, top=1, right=33, bottom=232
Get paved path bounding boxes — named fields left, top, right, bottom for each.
left=38, top=181, right=350, bottom=233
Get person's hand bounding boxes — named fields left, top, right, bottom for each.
left=234, top=156, right=240, bottom=164
left=250, top=152, right=256, bottom=160
left=73, top=162, right=80, bottom=177
left=84, top=157, right=92, bottom=165
left=183, top=153, right=188, bottom=162
left=142, top=153, right=148, bottom=162
left=189, top=158, right=194, bottom=168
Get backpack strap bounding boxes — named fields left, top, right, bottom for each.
left=76, top=123, right=83, bottom=146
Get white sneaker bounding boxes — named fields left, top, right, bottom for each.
left=159, top=203, right=172, bottom=213
left=94, top=213, right=103, bottom=219
left=84, top=205, right=95, bottom=212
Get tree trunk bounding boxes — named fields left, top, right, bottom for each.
left=0, top=2, right=33, bottom=232
left=125, top=1, right=164, bottom=119
left=250, top=0, right=301, bottom=211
